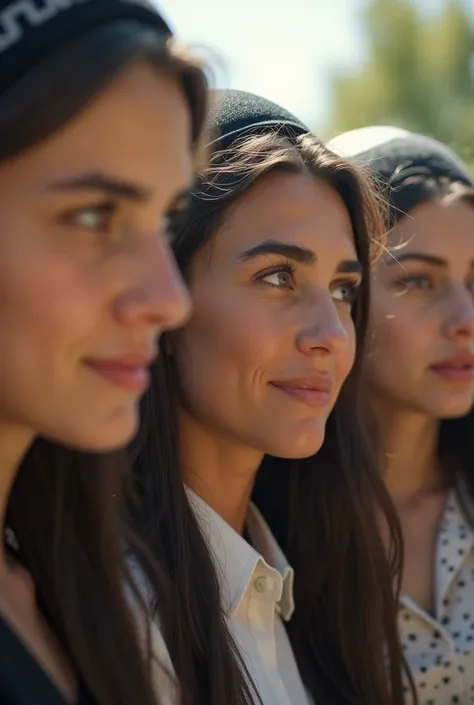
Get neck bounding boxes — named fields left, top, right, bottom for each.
left=0, top=425, right=34, bottom=569
left=370, top=395, right=444, bottom=502
left=178, top=407, right=263, bottom=534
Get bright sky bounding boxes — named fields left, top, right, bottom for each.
left=157, top=0, right=366, bottom=131
left=156, top=0, right=473, bottom=132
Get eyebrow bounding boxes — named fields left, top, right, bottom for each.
left=46, top=172, right=152, bottom=202
left=238, top=238, right=361, bottom=275
left=238, top=239, right=316, bottom=265
left=386, top=252, right=448, bottom=268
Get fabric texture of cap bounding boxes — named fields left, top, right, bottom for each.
left=329, top=126, right=472, bottom=187
left=329, top=126, right=473, bottom=223
left=208, top=89, right=310, bottom=151
left=328, top=126, right=473, bottom=221
left=0, top=0, right=171, bottom=96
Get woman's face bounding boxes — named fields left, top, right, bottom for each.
left=366, top=196, right=474, bottom=418
left=173, top=170, right=361, bottom=459
left=0, top=62, right=192, bottom=451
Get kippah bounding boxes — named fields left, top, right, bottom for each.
left=329, top=126, right=473, bottom=222
left=0, top=0, right=171, bottom=96
left=208, top=89, right=309, bottom=150
left=329, top=126, right=472, bottom=187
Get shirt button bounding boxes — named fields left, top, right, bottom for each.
left=254, top=575, right=274, bottom=595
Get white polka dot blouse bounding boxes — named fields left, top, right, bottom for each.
left=400, top=491, right=474, bottom=704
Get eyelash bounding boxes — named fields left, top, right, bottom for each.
left=397, top=274, right=435, bottom=291
left=398, top=274, right=474, bottom=297
left=256, top=261, right=361, bottom=304
left=257, top=261, right=297, bottom=288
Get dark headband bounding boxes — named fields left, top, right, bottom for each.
left=0, top=0, right=171, bottom=96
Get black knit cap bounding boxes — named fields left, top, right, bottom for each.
left=328, top=126, right=473, bottom=220
left=208, top=89, right=310, bottom=151
left=0, top=0, right=171, bottom=97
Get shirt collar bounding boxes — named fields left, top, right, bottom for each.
left=435, top=489, right=474, bottom=615
left=186, top=489, right=295, bottom=621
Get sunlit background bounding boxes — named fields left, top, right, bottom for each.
left=156, top=0, right=474, bottom=165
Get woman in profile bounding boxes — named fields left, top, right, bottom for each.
left=0, top=1, right=208, bottom=703
left=330, top=125, right=474, bottom=704
left=132, top=91, right=408, bottom=705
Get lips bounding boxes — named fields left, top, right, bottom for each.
left=430, top=353, right=474, bottom=383
left=270, top=375, right=333, bottom=408
left=84, top=353, right=156, bottom=393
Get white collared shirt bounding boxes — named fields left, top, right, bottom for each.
left=187, top=492, right=312, bottom=705
left=133, top=491, right=312, bottom=705
left=400, top=491, right=474, bottom=704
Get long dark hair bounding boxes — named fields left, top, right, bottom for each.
left=131, top=132, right=408, bottom=705
left=2, top=21, right=208, bottom=705
left=385, top=173, right=474, bottom=521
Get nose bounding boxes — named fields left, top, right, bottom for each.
left=441, top=287, right=474, bottom=345
left=295, top=295, right=351, bottom=356
left=114, top=234, right=192, bottom=333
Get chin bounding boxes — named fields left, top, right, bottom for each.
left=47, top=405, right=139, bottom=453
left=427, top=393, right=474, bottom=420
left=437, top=402, right=474, bottom=420
left=262, top=420, right=326, bottom=459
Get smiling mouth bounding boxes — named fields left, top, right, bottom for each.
left=270, top=378, right=332, bottom=409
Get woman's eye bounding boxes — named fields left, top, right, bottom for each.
left=332, top=281, right=360, bottom=305
left=399, top=274, right=434, bottom=291
left=260, top=269, right=293, bottom=288
left=63, top=203, right=116, bottom=232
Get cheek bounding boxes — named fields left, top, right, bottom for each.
left=370, top=310, right=408, bottom=354
left=366, top=294, right=432, bottom=381
left=0, top=242, right=102, bottom=367
left=175, top=293, right=285, bottom=397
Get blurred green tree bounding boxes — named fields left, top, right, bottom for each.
left=325, top=0, right=474, bottom=163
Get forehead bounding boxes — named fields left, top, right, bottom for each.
left=212, top=170, right=356, bottom=259
left=0, top=63, right=192, bottom=199
left=389, top=197, right=474, bottom=261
